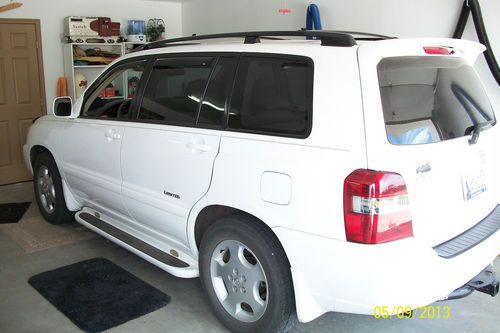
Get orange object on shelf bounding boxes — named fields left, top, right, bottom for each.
left=56, top=77, right=68, bottom=97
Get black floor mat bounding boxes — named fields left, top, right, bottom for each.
left=0, top=202, right=31, bottom=224
left=28, top=258, right=171, bottom=333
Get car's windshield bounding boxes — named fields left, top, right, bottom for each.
left=377, top=56, right=496, bottom=145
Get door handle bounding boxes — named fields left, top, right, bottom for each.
left=187, top=142, right=212, bottom=153
left=104, top=130, right=121, bottom=141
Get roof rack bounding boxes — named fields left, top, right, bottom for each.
left=333, top=30, right=396, bottom=41
left=134, top=30, right=394, bottom=52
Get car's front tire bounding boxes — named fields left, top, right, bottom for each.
left=33, top=152, right=73, bottom=225
left=200, top=215, right=296, bottom=333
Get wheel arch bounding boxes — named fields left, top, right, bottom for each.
left=30, top=144, right=81, bottom=212
left=30, top=145, right=53, bottom=168
left=193, top=205, right=291, bottom=266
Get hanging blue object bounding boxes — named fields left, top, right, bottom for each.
left=306, top=4, right=322, bottom=31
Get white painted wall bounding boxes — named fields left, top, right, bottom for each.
left=181, top=0, right=499, bottom=111
left=2, top=1, right=498, bottom=114
left=0, top=0, right=183, bottom=112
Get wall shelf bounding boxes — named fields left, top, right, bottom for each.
left=74, top=65, right=108, bottom=68
left=63, top=42, right=146, bottom=100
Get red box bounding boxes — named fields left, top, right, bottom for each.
left=90, top=17, right=121, bottom=37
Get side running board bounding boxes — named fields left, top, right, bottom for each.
left=77, top=212, right=189, bottom=268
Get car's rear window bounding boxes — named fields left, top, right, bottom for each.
left=377, top=56, right=495, bottom=145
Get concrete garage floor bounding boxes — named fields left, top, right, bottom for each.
left=0, top=182, right=499, bottom=333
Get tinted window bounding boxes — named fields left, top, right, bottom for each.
left=228, top=56, right=313, bottom=137
left=138, top=57, right=214, bottom=126
left=82, top=61, right=147, bottom=119
left=378, top=56, right=496, bottom=145
left=197, top=57, right=237, bottom=128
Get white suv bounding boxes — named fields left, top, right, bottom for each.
left=24, top=31, right=500, bottom=333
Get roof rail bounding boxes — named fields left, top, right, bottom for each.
left=334, top=30, right=396, bottom=41
left=134, top=30, right=370, bottom=52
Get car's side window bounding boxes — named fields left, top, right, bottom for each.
left=228, top=55, right=313, bottom=137
left=197, top=57, right=238, bottom=128
left=81, top=60, right=147, bottom=119
left=137, top=57, right=215, bottom=126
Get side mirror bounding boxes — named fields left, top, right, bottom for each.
left=53, top=97, right=73, bottom=117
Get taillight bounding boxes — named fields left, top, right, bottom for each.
left=343, top=169, right=413, bottom=244
left=423, top=46, right=452, bottom=55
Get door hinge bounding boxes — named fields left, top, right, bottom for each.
left=36, top=40, right=39, bottom=49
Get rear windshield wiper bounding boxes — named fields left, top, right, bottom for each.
left=466, top=120, right=495, bottom=145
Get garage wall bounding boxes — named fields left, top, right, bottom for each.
left=181, top=0, right=499, bottom=111
left=1, top=1, right=498, bottom=115
left=0, top=0, right=183, bottom=112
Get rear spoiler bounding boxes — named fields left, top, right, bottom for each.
left=359, top=38, right=486, bottom=66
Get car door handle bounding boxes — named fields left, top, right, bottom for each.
left=187, top=142, right=212, bottom=153
left=104, top=130, right=121, bottom=140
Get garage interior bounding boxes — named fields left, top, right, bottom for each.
left=1, top=0, right=499, bottom=332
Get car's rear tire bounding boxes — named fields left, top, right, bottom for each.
left=33, top=152, right=73, bottom=225
left=200, top=214, right=296, bottom=333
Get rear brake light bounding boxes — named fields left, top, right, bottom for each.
left=343, top=169, right=413, bottom=244
left=423, top=46, right=452, bottom=55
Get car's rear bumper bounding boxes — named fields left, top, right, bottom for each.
left=273, top=221, right=500, bottom=323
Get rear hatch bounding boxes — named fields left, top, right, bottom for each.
left=358, top=39, right=499, bottom=246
